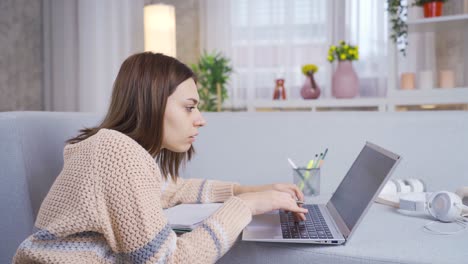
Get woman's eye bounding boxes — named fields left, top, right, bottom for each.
left=186, top=106, right=196, bottom=112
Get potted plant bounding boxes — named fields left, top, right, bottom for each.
left=300, top=64, right=320, bottom=99
left=191, top=51, right=233, bottom=112
left=327, top=41, right=360, bottom=99
left=413, top=0, right=448, bottom=17
left=387, top=0, right=409, bottom=56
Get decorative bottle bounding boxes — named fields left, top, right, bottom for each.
left=273, top=79, right=287, bottom=100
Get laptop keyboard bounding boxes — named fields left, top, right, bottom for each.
left=280, top=204, right=334, bottom=239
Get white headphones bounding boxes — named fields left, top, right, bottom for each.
left=378, top=180, right=468, bottom=234
left=379, top=180, right=468, bottom=222
left=399, top=191, right=468, bottom=223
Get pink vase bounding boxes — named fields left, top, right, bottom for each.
left=300, top=74, right=321, bottom=99
left=332, top=61, right=359, bottom=98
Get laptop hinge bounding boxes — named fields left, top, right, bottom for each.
left=326, top=202, right=351, bottom=239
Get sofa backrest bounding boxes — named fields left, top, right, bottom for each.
left=1, top=111, right=467, bottom=263
left=0, top=112, right=101, bottom=263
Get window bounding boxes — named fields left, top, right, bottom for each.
left=201, top=0, right=388, bottom=107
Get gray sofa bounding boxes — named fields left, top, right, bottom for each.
left=1, top=111, right=468, bottom=263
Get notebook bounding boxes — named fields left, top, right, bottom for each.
left=242, top=141, right=401, bottom=245
left=164, top=203, right=222, bottom=233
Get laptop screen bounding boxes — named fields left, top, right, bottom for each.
left=329, top=142, right=400, bottom=233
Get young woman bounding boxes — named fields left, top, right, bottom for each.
left=14, top=52, right=307, bottom=264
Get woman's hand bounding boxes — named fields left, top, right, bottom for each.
left=234, top=183, right=307, bottom=221
left=234, top=183, right=304, bottom=203
left=237, top=190, right=308, bottom=220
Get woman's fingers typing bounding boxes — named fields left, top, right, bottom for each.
left=237, top=190, right=308, bottom=217
left=291, top=184, right=305, bottom=202
left=271, top=183, right=305, bottom=203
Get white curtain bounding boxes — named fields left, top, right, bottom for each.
left=43, top=0, right=144, bottom=113
left=200, top=0, right=389, bottom=106
left=345, top=0, right=389, bottom=97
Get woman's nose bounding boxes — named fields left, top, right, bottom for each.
left=194, top=113, right=207, bottom=127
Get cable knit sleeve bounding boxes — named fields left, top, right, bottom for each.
left=160, top=178, right=239, bottom=208
left=94, top=130, right=252, bottom=264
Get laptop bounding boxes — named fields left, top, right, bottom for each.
left=242, top=141, right=401, bottom=245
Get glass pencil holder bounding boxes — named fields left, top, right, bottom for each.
left=292, top=167, right=320, bottom=197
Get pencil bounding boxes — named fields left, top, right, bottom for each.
left=318, top=148, right=328, bottom=168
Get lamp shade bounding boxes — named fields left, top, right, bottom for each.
left=144, top=4, right=176, bottom=57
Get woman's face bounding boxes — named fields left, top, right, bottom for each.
left=162, top=78, right=206, bottom=152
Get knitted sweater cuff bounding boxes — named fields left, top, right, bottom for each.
left=210, top=181, right=238, bottom=202
left=211, top=196, right=252, bottom=244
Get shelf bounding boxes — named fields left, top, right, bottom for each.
left=225, top=90, right=468, bottom=112
left=387, top=88, right=468, bottom=108
left=388, top=86, right=468, bottom=99
left=407, top=14, right=468, bottom=33
left=253, top=98, right=385, bottom=107
left=250, top=98, right=387, bottom=112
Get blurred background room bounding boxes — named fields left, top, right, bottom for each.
left=1, top=0, right=467, bottom=113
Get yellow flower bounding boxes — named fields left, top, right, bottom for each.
left=301, top=64, right=319, bottom=75
left=328, top=41, right=359, bottom=63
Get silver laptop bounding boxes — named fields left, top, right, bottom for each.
left=242, top=142, right=401, bottom=245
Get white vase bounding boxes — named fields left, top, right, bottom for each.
left=418, top=71, right=434, bottom=90
left=408, top=0, right=424, bottom=20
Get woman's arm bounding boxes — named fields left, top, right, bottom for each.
left=162, top=180, right=304, bottom=208
left=161, top=178, right=239, bottom=208
left=234, top=183, right=304, bottom=202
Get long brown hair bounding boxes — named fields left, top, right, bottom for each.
left=68, top=52, right=195, bottom=181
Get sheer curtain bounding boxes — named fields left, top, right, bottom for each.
left=345, top=0, right=389, bottom=97
left=200, top=0, right=388, bottom=107
left=43, top=0, right=144, bottom=112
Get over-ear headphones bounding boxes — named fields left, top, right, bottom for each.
left=378, top=180, right=468, bottom=223
left=399, top=191, right=468, bottom=223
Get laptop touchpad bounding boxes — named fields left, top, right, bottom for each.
left=244, top=212, right=282, bottom=239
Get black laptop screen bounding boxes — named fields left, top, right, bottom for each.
left=329, top=143, right=399, bottom=232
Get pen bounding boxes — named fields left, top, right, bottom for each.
left=287, top=158, right=298, bottom=169
left=299, top=153, right=319, bottom=191
left=313, top=153, right=322, bottom=169
left=318, top=148, right=328, bottom=168
left=287, top=158, right=314, bottom=191
left=301, top=158, right=315, bottom=189
left=296, top=200, right=304, bottom=205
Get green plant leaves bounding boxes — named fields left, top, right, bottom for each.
left=387, top=0, right=408, bottom=56
left=191, top=51, right=233, bottom=112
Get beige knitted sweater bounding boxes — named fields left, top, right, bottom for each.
left=14, top=129, right=252, bottom=264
